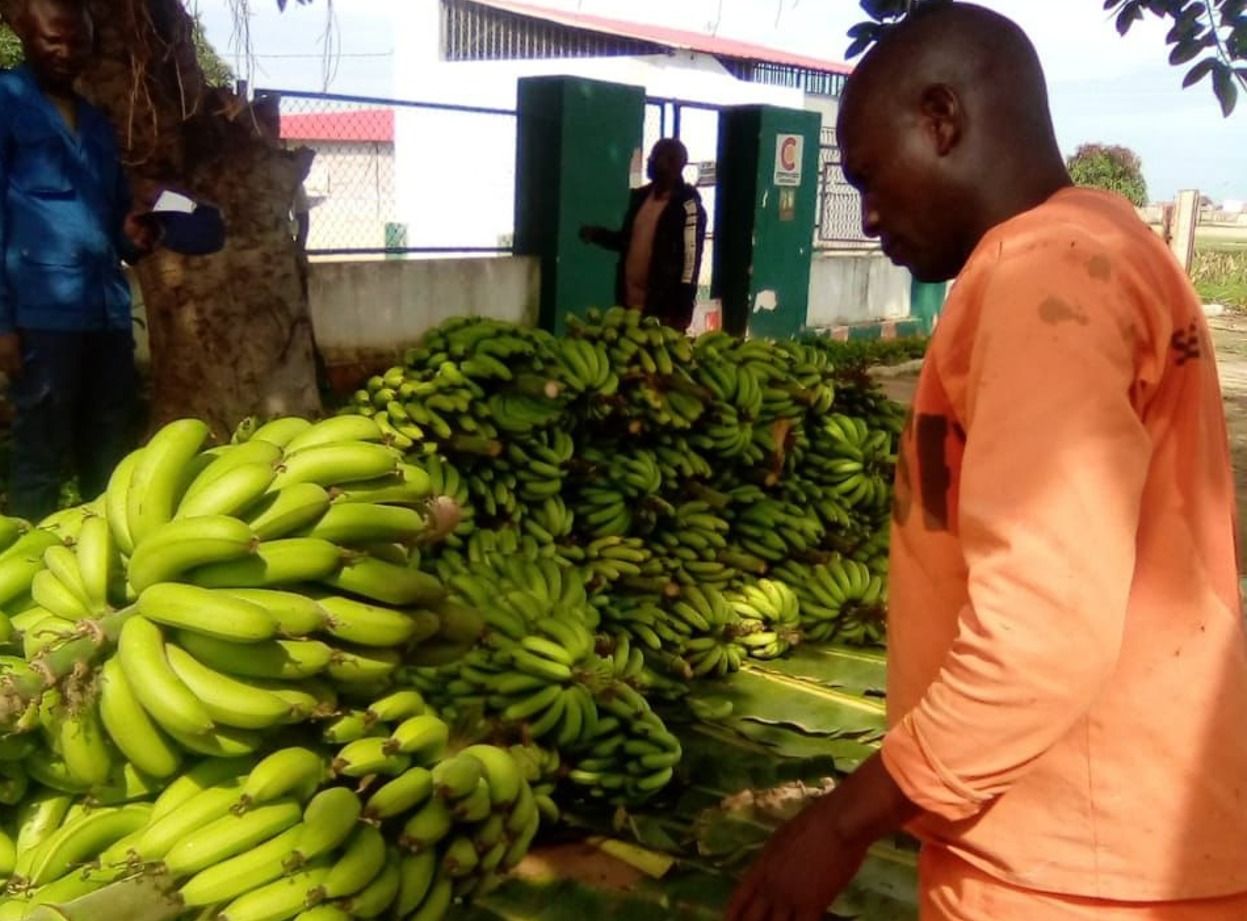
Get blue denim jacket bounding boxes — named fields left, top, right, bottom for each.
left=0, top=66, right=135, bottom=334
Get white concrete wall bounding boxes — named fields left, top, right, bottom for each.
left=130, top=248, right=908, bottom=375
left=307, top=255, right=540, bottom=367
left=806, top=250, right=911, bottom=328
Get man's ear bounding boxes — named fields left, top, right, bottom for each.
left=919, top=84, right=962, bottom=157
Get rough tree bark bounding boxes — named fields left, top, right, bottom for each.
left=1, top=0, right=322, bottom=436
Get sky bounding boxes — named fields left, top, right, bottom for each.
left=195, top=0, right=1247, bottom=203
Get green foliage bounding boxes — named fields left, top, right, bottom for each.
left=846, top=0, right=1247, bottom=116
left=191, top=16, right=233, bottom=87
left=1066, top=143, right=1149, bottom=206
left=0, top=15, right=231, bottom=87
left=0, top=22, right=19, bottom=70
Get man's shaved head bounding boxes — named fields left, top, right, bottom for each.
left=16, top=0, right=93, bottom=94
left=836, top=2, right=1070, bottom=281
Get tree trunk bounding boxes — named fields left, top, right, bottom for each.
left=2, top=0, right=322, bottom=436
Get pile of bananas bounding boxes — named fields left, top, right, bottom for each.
left=0, top=415, right=553, bottom=921
left=341, top=311, right=902, bottom=659
left=415, top=552, right=683, bottom=806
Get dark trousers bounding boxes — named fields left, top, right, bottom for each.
left=8, top=329, right=137, bottom=522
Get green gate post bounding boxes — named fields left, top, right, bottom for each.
left=909, top=278, right=948, bottom=333
left=713, top=105, right=821, bottom=339
left=514, top=76, right=646, bottom=334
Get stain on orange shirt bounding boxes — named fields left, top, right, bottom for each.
left=882, top=187, right=1247, bottom=902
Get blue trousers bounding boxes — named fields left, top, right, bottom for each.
left=8, top=329, right=137, bottom=522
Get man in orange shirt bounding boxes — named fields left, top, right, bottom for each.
left=728, top=4, right=1247, bottom=920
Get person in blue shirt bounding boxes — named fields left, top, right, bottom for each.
left=0, top=0, right=157, bottom=520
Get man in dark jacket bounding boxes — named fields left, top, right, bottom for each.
left=0, top=0, right=156, bottom=520
left=580, top=138, right=707, bottom=332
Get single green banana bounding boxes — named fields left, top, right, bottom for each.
left=269, top=441, right=398, bottom=492
left=245, top=483, right=333, bottom=541
left=389, top=713, right=450, bottom=761
left=126, top=418, right=211, bottom=546
left=317, top=594, right=426, bottom=648
left=138, top=582, right=277, bottom=642
left=74, top=515, right=116, bottom=613
left=319, top=825, right=386, bottom=900
left=132, top=778, right=248, bottom=860
left=117, top=615, right=214, bottom=736
left=164, top=797, right=303, bottom=878
left=191, top=538, right=343, bottom=589
left=221, top=588, right=327, bottom=637
left=250, top=416, right=314, bottom=448
left=175, top=461, right=277, bottom=520
left=165, top=643, right=294, bottom=729
left=320, top=555, right=446, bottom=607
left=340, top=851, right=400, bottom=919
left=283, top=416, right=384, bottom=454
left=175, top=631, right=334, bottom=681
left=304, top=502, right=427, bottom=546
left=216, top=863, right=330, bottom=921
left=104, top=448, right=143, bottom=555
left=181, top=439, right=283, bottom=501
left=362, top=766, right=433, bottom=822
left=240, top=747, right=325, bottom=809
left=25, top=803, right=151, bottom=886
left=178, top=824, right=303, bottom=907
left=57, top=701, right=113, bottom=788
left=127, top=515, right=257, bottom=592
left=148, top=757, right=253, bottom=822
left=399, top=796, right=453, bottom=852
left=287, top=786, right=361, bottom=866
left=333, top=737, right=409, bottom=778
left=392, top=848, right=438, bottom=917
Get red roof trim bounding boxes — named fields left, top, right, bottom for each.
left=281, top=109, right=395, bottom=143
left=467, top=0, right=852, bottom=76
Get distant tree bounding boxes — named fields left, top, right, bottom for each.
left=0, top=15, right=232, bottom=86
left=0, top=19, right=17, bottom=68
left=1066, top=143, right=1150, bottom=207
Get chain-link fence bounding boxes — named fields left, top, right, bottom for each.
left=266, top=89, right=519, bottom=257
left=264, top=89, right=868, bottom=259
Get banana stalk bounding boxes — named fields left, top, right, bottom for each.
left=0, top=605, right=137, bottom=731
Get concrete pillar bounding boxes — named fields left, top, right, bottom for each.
left=1170, top=189, right=1199, bottom=273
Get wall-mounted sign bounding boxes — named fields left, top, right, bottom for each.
left=774, top=134, right=804, bottom=187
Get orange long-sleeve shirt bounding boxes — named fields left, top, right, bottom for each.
left=882, top=187, right=1247, bottom=901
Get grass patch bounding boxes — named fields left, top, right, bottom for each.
left=1193, top=248, right=1247, bottom=310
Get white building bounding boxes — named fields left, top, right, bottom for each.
left=390, top=0, right=859, bottom=258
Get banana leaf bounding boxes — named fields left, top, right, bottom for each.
left=750, top=645, right=888, bottom=697
left=691, top=667, right=887, bottom=740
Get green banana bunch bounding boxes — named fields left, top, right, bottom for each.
left=726, top=578, right=804, bottom=659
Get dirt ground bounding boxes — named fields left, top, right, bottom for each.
left=871, top=312, right=1247, bottom=572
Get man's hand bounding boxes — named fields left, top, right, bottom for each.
left=579, top=225, right=606, bottom=245
left=726, top=753, right=921, bottom=921
left=123, top=211, right=161, bottom=256
left=0, top=333, right=22, bottom=378
left=726, top=794, right=869, bottom=921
